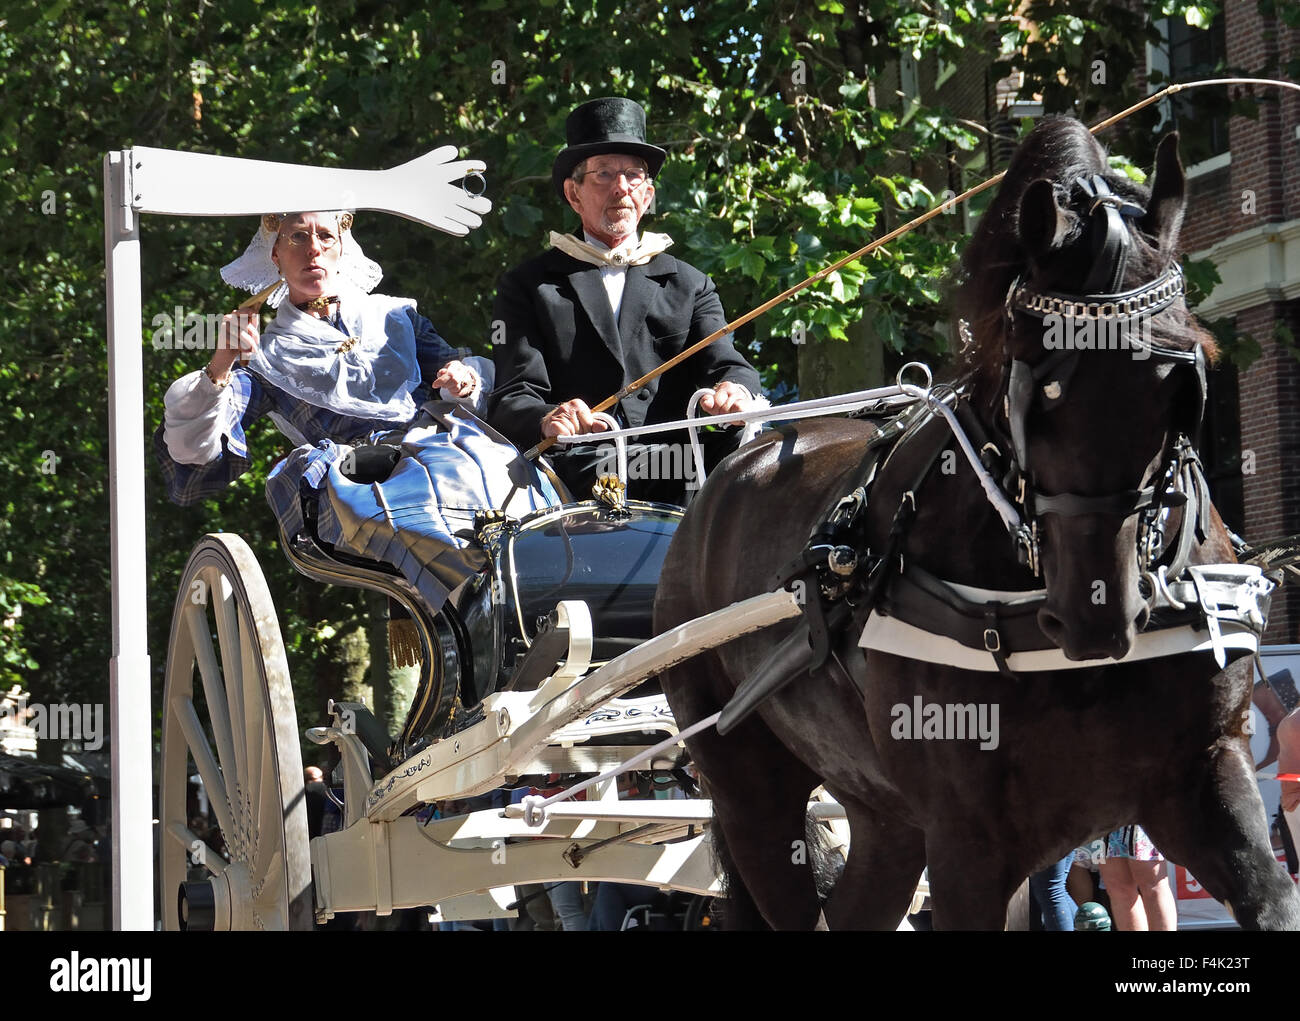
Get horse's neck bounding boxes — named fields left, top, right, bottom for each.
left=869, top=403, right=1038, bottom=591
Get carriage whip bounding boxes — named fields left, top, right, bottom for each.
left=524, top=77, right=1300, bottom=461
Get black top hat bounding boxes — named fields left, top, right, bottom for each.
left=551, top=97, right=667, bottom=200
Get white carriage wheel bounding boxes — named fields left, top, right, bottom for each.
left=159, top=533, right=312, bottom=930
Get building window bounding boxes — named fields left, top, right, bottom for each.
left=1166, top=13, right=1229, bottom=165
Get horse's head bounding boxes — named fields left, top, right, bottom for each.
left=959, top=117, right=1213, bottom=661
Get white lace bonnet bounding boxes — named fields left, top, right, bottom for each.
left=220, top=210, right=383, bottom=308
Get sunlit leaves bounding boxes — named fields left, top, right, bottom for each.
left=0, top=0, right=1262, bottom=721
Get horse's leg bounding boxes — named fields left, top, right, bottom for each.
left=924, top=830, right=1026, bottom=931
left=707, top=770, right=824, bottom=931
left=672, top=655, right=824, bottom=931
left=1143, top=740, right=1300, bottom=930
left=822, top=798, right=926, bottom=930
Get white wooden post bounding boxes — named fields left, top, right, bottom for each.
left=103, top=150, right=153, bottom=930
left=103, top=143, right=489, bottom=929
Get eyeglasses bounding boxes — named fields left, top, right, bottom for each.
left=278, top=229, right=339, bottom=250
left=577, top=166, right=651, bottom=189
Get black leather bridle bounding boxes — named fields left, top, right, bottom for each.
left=996, top=174, right=1210, bottom=577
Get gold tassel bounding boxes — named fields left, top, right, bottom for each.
left=388, top=618, right=422, bottom=670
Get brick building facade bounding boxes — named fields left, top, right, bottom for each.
left=1175, top=5, right=1300, bottom=642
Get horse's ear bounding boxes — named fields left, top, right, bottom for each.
left=1018, top=178, right=1069, bottom=256
left=1140, top=132, right=1185, bottom=254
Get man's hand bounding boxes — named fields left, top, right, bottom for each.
left=697, top=380, right=753, bottom=422
left=541, top=399, right=612, bottom=438
left=432, top=359, right=480, bottom=399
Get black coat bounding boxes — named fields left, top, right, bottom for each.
left=487, top=246, right=760, bottom=452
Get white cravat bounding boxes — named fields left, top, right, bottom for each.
left=548, top=230, right=674, bottom=320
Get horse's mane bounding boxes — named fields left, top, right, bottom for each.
left=950, top=115, right=1215, bottom=409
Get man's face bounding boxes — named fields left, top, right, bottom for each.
left=563, top=153, right=655, bottom=247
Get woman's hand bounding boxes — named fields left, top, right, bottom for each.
left=432, top=359, right=480, bottom=399
left=207, top=312, right=259, bottom=384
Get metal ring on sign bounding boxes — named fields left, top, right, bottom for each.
left=462, top=171, right=487, bottom=197
left=896, top=361, right=933, bottom=393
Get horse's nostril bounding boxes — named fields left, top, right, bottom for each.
left=1038, top=608, right=1065, bottom=639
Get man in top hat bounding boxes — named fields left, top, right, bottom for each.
left=487, top=97, right=762, bottom=504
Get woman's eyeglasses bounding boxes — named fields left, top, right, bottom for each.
left=279, top=229, right=339, bottom=250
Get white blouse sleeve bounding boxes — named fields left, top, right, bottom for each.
left=162, top=370, right=233, bottom=466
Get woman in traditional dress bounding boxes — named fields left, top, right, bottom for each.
left=156, top=210, right=560, bottom=613
left=157, top=209, right=486, bottom=501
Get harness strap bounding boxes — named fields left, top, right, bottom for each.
left=1159, top=439, right=1212, bottom=580
left=1011, top=264, right=1185, bottom=323
left=1006, top=359, right=1035, bottom=470
left=1077, top=174, right=1136, bottom=293
left=717, top=602, right=852, bottom=736
left=983, top=603, right=1016, bottom=678
left=861, top=409, right=955, bottom=607
left=1034, top=485, right=1157, bottom=518
left=879, top=564, right=1049, bottom=653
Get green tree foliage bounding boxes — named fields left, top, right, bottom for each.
left=0, top=0, right=1241, bottom=739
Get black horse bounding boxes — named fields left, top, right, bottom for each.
left=655, top=116, right=1300, bottom=930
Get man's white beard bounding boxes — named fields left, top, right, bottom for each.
left=602, top=208, right=638, bottom=240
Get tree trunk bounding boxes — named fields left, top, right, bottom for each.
left=797, top=315, right=884, bottom=399
left=300, top=585, right=372, bottom=723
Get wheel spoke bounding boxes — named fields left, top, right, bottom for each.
left=252, top=848, right=290, bottom=931
left=210, top=568, right=250, bottom=792
left=253, top=844, right=284, bottom=897
left=171, top=694, right=238, bottom=841
left=239, top=610, right=274, bottom=885
left=165, top=822, right=226, bottom=878
left=239, top=612, right=268, bottom=815
left=184, top=601, right=240, bottom=796
left=250, top=718, right=282, bottom=884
